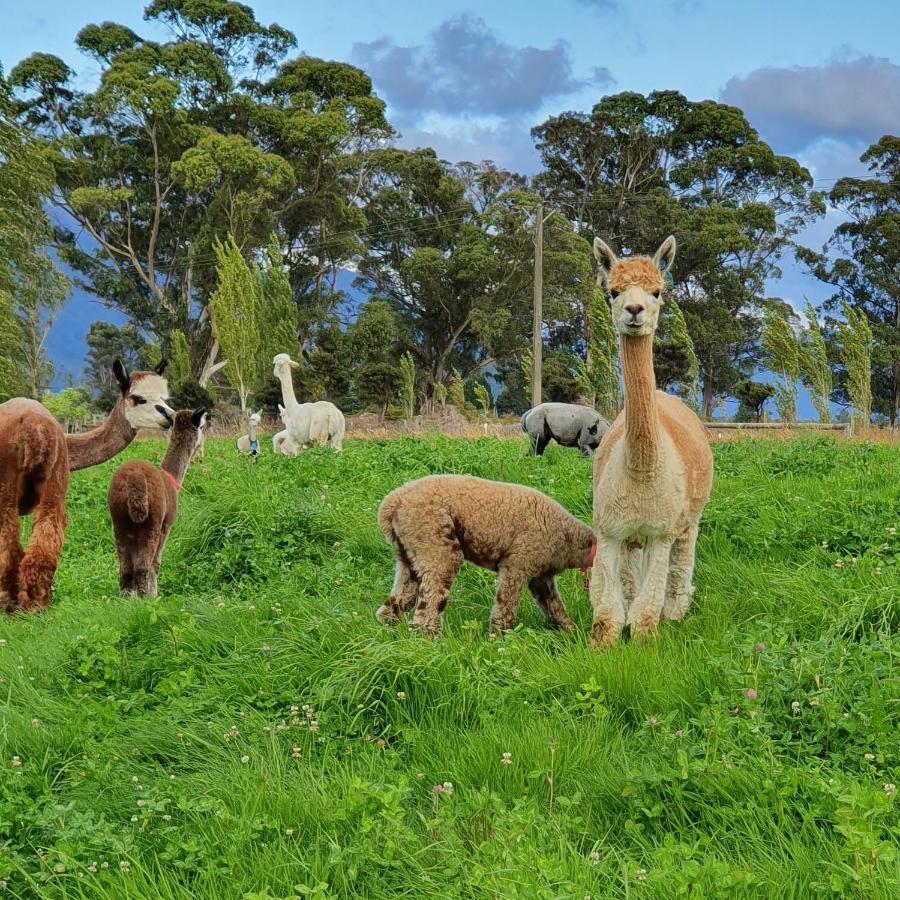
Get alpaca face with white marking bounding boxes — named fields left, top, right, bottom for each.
left=593, top=236, right=676, bottom=338
left=113, top=360, right=174, bottom=430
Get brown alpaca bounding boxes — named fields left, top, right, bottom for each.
left=108, top=408, right=207, bottom=597
left=0, top=360, right=172, bottom=613
left=376, top=475, right=596, bottom=637
left=589, top=236, right=714, bottom=648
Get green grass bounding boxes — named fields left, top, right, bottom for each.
left=1, top=435, right=898, bottom=899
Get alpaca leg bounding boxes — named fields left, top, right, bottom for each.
left=148, top=526, right=171, bottom=599
left=130, top=536, right=157, bottom=598
left=663, top=524, right=699, bottom=622
left=589, top=536, right=626, bottom=649
left=0, top=494, right=22, bottom=612
left=626, top=538, right=675, bottom=643
left=529, top=575, right=574, bottom=632
left=410, top=550, right=462, bottom=638
left=489, top=568, right=528, bottom=634
left=620, top=542, right=643, bottom=607
left=376, top=554, right=419, bottom=624
left=18, top=496, right=66, bottom=611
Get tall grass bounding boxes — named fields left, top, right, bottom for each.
left=0, top=436, right=897, bottom=898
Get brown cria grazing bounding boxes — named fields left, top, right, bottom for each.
left=107, top=408, right=207, bottom=597
left=375, top=475, right=596, bottom=637
left=589, top=236, right=714, bottom=648
left=0, top=360, right=172, bottom=613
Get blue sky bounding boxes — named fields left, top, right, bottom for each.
left=4, top=1, right=900, bottom=402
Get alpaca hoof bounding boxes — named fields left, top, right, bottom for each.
left=631, top=620, right=660, bottom=644
left=590, top=616, right=620, bottom=650
left=409, top=618, right=441, bottom=638
left=375, top=603, right=400, bottom=625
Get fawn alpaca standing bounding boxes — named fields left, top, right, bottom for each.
left=589, top=236, right=713, bottom=648
left=0, top=360, right=171, bottom=612
left=108, top=408, right=207, bottom=597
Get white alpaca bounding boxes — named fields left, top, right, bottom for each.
left=272, top=353, right=345, bottom=452
left=588, top=236, right=713, bottom=649
left=272, top=405, right=300, bottom=456
left=237, top=411, right=262, bottom=455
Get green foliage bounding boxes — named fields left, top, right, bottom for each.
left=801, top=136, right=900, bottom=423
left=42, top=385, right=92, bottom=421
left=210, top=234, right=260, bottom=413
left=85, top=322, right=150, bottom=411
left=448, top=368, right=466, bottom=409
left=762, top=304, right=801, bottom=423
left=665, top=295, right=700, bottom=413
left=0, top=436, right=897, bottom=897
left=472, top=381, right=491, bottom=414
left=399, top=352, right=416, bottom=418
left=734, top=380, right=775, bottom=423
left=168, top=330, right=193, bottom=389
left=799, top=301, right=833, bottom=423
left=837, top=303, right=874, bottom=430
left=256, top=233, right=299, bottom=382
left=586, top=288, right=620, bottom=420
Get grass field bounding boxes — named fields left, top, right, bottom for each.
left=0, top=435, right=898, bottom=898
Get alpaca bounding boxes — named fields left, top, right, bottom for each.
left=237, top=410, right=262, bottom=455
left=272, top=405, right=299, bottom=455
left=272, top=353, right=345, bottom=451
left=376, top=475, right=596, bottom=637
left=522, top=402, right=609, bottom=457
left=0, top=360, right=172, bottom=612
left=588, top=236, right=713, bottom=648
left=108, top=408, right=207, bottom=597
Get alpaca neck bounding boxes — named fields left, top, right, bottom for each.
left=161, top=440, right=194, bottom=486
left=277, top=371, right=299, bottom=410
left=65, top=399, right=135, bottom=471
left=248, top=421, right=258, bottom=442
left=620, top=332, right=660, bottom=474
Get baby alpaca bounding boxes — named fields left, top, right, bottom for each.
left=237, top=410, right=262, bottom=455
left=376, top=475, right=596, bottom=636
left=107, top=408, right=206, bottom=597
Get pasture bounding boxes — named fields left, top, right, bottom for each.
left=0, top=435, right=897, bottom=898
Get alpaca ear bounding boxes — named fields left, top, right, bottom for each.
left=593, top=238, right=617, bottom=287
left=155, top=359, right=168, bottom=375
left=112, top=359, right=130, bottom=396
left=191, top=407, right=207, bottom=428
left=653, top=235, right=677, bottom=274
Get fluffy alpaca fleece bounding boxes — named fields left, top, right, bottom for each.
left=376, top=475, right=596, bottom=636
left=107, top=408, right=206, bottom=597
left=272, top=354, right=345, bottom=451
left=589, top=236, right=713, bottom=648
left=237, top=411, right=262, bottom=454
left=0, top=360, right=171, bottom=612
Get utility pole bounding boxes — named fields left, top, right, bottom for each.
left=531, top=203, right=543, bottom=408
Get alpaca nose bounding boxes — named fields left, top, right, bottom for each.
left=624, top=304, right=643, bottom=319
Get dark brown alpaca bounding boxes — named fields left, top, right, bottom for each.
left=108, top=408, right=207, bottom=597
left=0, top=360, right=172, bottom=613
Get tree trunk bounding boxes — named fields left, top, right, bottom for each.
left=531, top=203, right=543, bottom=408
left=702, top=376, right=714, bottom=420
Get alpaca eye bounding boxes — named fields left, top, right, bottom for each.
left=132, top=396, right=146, bottom=405
left=653, top=290, right=661, bottom=299
left=609, top=289, right=620, bottom=299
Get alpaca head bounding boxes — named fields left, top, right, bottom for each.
left=248, top=410, right=262, bottom=428
left=113, top=359, right=174, bottom=430
left=272, top=353, right=300, bottom=379
left=593, top=236, right=676, bottom=338
left=169, top=407, right=208, bottom=458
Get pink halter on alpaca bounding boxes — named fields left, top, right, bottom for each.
left=162, top=470, right=181, bottom=493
